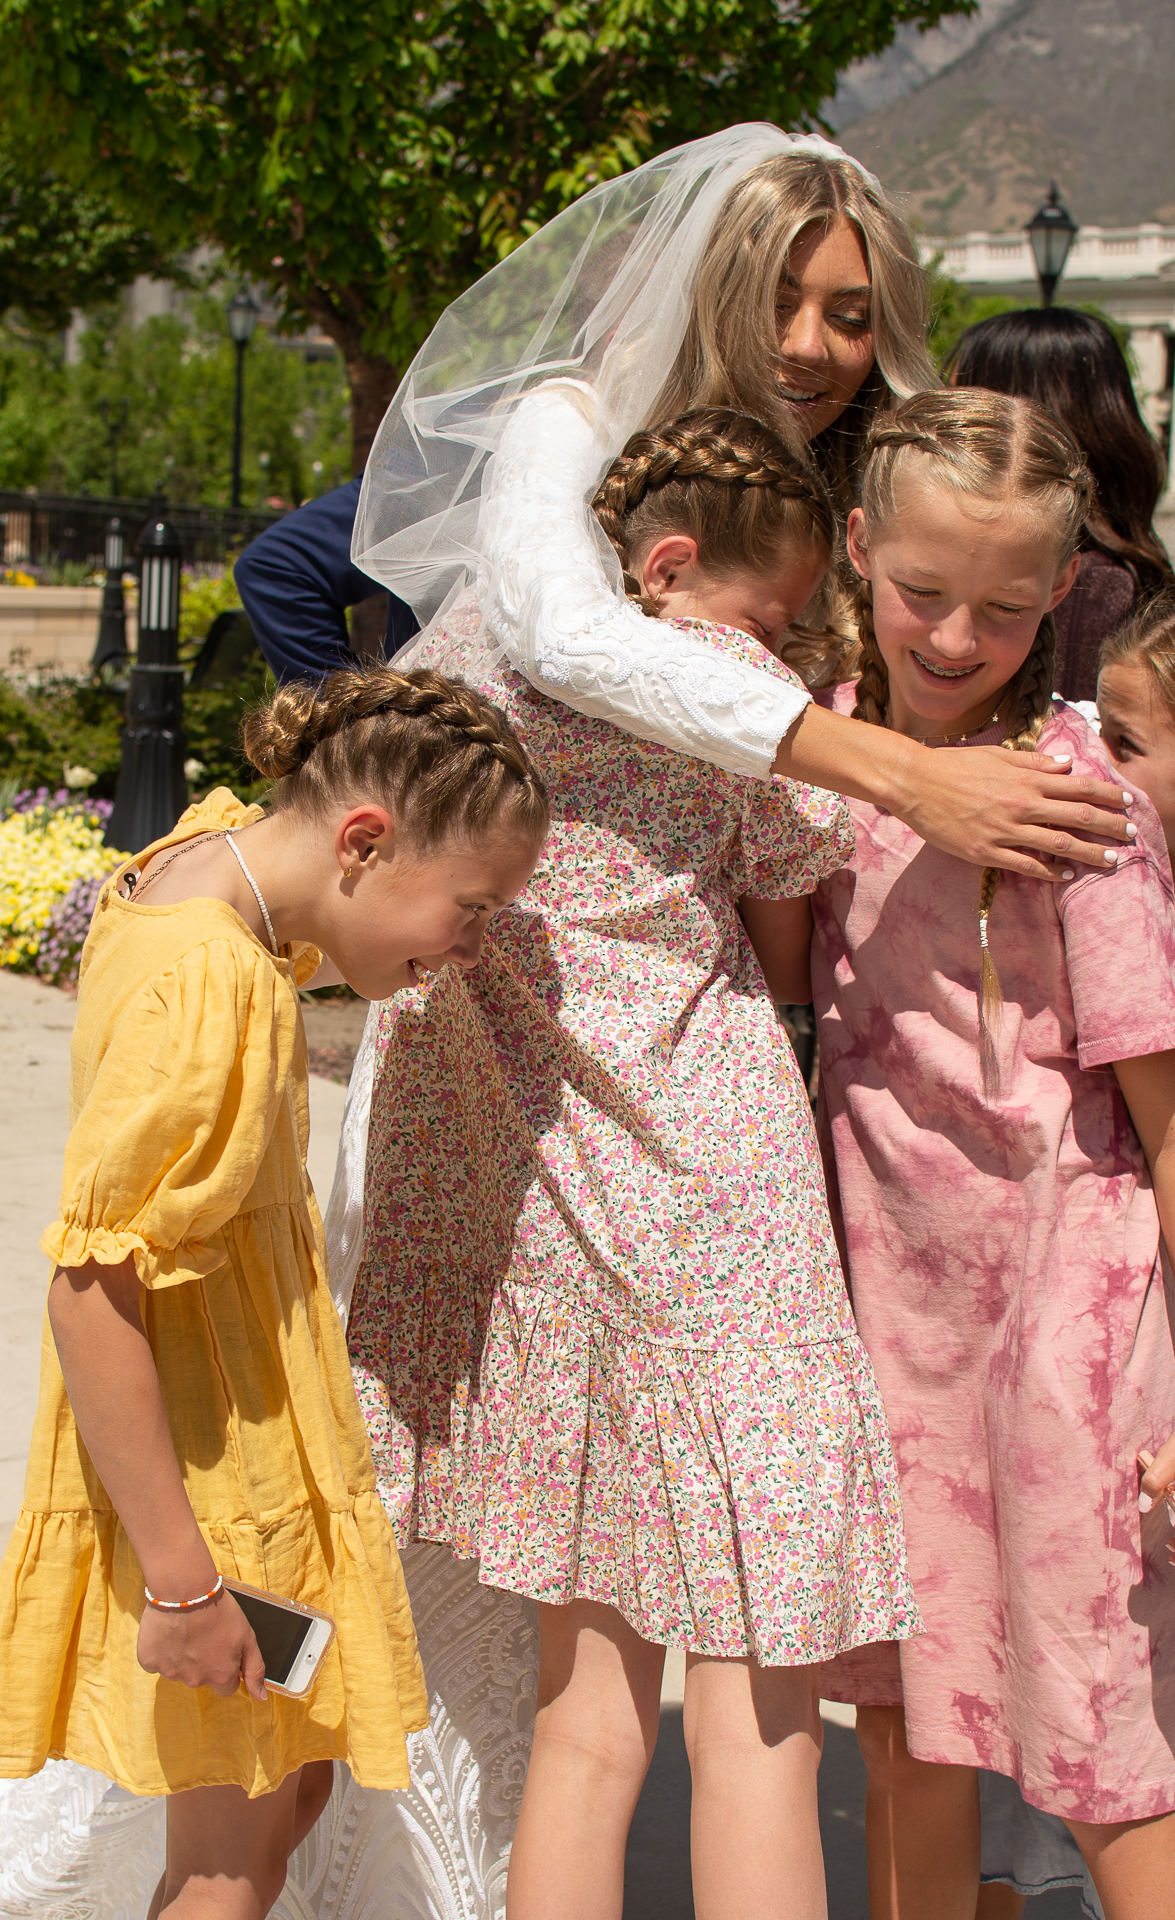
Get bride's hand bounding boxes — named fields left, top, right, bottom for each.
left=896, top=742, right=1134, bottom=879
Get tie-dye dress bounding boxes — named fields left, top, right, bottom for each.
left=814, top=688, right=1175, bottom=1824
left=348, top=610, right=921, bottom=1665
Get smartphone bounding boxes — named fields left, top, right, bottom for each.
left=223, top=1580, right=336, bottom=1697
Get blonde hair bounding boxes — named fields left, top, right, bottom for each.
left=1099, top=589, right=1175, bottom=724
left=650, top=153, right=936, bottom=512
left=850, top=389, right=1093, bottom=1092
left=591, top=408, right=852, bottom=681
left=243, top=663, right=549, bottom=851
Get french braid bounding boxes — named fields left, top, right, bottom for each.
left=591, top=410, right=844, bottom=672
left=850, top=389, right=1092, bottom=1095
left=849, top=582, right=889, bottom=728
left=242, top=664, right=549, bottom=850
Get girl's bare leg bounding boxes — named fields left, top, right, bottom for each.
left=1066, top=1809, right=1175, bottom=1920
left=506, top=1598, right=665, bottom=1920
left=146, top=1760, right=335, bottom=1920
left=974, top=1884, right=1027, bottom=1919
left=683, top=1653, right=826, bottom=1920
left=856, top=1704, right=980, bottom=1920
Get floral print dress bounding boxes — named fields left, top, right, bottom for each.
left=349, top=610, right=921, bottom=1664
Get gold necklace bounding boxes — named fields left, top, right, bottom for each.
left=904, top=707, right=1004, bottom=747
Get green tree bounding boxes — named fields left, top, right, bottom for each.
left=925, top=264, right=1018, bottom=372
left=0, top=293, right=351, bottom=504
left=0, top=133, right=180, bottom=334
left=925, top=261, right=1134, bottom=375
left=0, top=0, right=974, bottom=470
left=0, top=334, right=66, bottom=488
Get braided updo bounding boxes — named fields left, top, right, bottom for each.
left=849, top=388, right=1093, bottom=1091
left=591, top=408, right=845, bottom=678
left=242, top=663, right=549, bottom=851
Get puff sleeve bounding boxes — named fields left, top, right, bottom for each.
left=730, top=774, right=855, bottom=901
left=42, top=939, right=299, bottom=1288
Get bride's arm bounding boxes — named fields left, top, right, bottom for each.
left=477, top=381, right=808, bottom=779
left=776, top=702, right=1134, bottom=881
left=479, top=383, right=1133, bottom=875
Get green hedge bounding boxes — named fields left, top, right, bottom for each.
left=0, top=657, right=272, bottom=802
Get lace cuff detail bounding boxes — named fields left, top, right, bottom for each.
left=476, top=383, right=809, bottom=781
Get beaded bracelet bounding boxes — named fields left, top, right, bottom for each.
left=143, top=1573, right=224, bottom=1612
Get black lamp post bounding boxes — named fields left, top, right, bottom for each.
left=226, top=287, right=260, bottom=509
left=98, top=396, right=129, bottom=497
left=1025, top=185, right=1078, bottom=309
left=105, top=516, right=188, bottom=851
left=90, top=516, right=130, bottom=673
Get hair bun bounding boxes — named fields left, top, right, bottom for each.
left=241, top=684, right=322, bottom=780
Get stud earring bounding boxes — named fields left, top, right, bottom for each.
left=344, top=865, right=354, bottom=880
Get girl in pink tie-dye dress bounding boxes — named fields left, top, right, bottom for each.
left=803, top=391, right=1175, bottom=1919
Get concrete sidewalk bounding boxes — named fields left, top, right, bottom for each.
left=0, top=971, right=1083, bottom=1918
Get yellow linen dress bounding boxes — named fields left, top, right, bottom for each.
left=0, top=791, right=427, bottom=1797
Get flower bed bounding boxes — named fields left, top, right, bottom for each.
left=0, top=788, right=129, bottom=983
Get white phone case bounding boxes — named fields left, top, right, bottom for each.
left=223, top=1579, right=336, bottom=1697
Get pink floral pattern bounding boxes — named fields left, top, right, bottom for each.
left=815, top=689, right=1175, bottom=1823
left=348, top=610, right=921, bottom=1663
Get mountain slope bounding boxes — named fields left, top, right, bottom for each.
left=837, top=0, right=1175, bottom=234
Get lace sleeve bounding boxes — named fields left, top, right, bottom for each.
left=476, top=382, right=810, bottom=781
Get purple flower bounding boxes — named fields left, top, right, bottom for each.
left=33, top=873, right=110, bottom=990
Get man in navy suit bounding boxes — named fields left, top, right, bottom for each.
left=234, top=477, right=417, bottom=682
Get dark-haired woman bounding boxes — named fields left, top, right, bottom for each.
left=947, top=307, right=1173, bottom=701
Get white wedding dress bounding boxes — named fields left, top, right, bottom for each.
left=0, top=1545, right=536, bottom=1920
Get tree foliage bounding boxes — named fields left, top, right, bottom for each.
left=0, top=0, right=974, bottom=465
left=925, top=262, right=1133, bottom=375
left=0, top=293, right=351, bottom=504
left=0, top=134, right=180, bottom=334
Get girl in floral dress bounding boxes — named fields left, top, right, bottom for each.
left=348, top=410, right=920, bottom=1920
left=794, top=391, right=1175, bottom=1920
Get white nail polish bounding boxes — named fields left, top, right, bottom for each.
left=1061, top=868, right=1075, bottom=881
left=1126, top=821, right=1138, bottom=839
left=1123, top=791, right=1135, bottom=806
left=1104, top=849, right=1119, bottom=864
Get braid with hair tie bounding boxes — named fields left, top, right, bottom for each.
left=242, top=664, right=548, bottom=852
left=591, top=408, right=836, bottom=616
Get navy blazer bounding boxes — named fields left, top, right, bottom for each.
left=234, top=477, right=418, bottom=683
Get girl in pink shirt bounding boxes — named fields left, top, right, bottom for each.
left=790, top=390, right=1175, bottom=1920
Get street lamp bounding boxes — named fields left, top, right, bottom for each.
left=105, top=515, right=188, bottom=851
left=91, top=516, right=130, bottom=673
left=1025, top=185, right=1078, bottom=309
left=226, top=286, right=260, bottom=510
left=97, top=396, right=130, bottom=497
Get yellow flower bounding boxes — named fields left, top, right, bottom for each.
left=0, top=807, right=130, bottom=972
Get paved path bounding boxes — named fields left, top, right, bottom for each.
left=0, top=972, right=1084, bottom=1916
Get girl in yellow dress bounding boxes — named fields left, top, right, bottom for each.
left=0, top=664, right=548, bottom=1919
